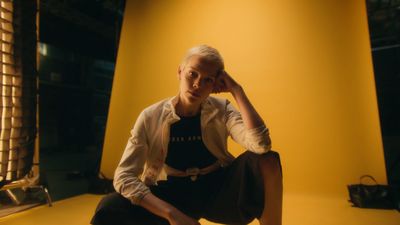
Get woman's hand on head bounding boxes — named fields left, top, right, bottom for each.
left=212, top=70, right=241, bottom=94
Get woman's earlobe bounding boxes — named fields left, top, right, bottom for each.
left=177, top=67, right=182, bottom=80
left=177, top=72, right=181, bottom=80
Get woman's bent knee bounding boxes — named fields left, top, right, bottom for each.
left=96, top=192, right=131, bottom=211
left=258, top=151, right=282, bottom=176
left=91, top=192, right=131, bottom=225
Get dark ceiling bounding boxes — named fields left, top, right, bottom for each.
left=39, top=0, right=398, bottom=59
left=40, top=0, right=126, bottom=61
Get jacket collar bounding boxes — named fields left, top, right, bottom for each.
left=164, top=95, right=219, bottom=123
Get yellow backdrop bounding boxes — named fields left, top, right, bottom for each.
left=100, top=0, right=386, bottom=198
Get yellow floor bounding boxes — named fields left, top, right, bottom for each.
left=0, top=193, right=399, bottom=225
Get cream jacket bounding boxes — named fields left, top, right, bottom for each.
left=113, top=96, right=271, bottom=204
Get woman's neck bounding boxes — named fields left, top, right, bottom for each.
left=175, top=97, right=201, bottom=117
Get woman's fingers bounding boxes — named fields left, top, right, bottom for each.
left=213, top=70, right=238, bottom=94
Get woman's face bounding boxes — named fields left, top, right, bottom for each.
left=178, top=55, right=220, bottom=105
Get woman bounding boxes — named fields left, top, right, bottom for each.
left=91, top=45, right=283, bottom=225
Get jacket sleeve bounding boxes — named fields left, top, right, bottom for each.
left=113, top=111, right=151, bottom=205
left=225, top=100, right=272, bottom=153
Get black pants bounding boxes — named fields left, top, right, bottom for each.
left=91, top=151, right=281, bottom=225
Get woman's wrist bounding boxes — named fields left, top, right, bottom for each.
left=139, top=193, right=178, bottom=221
left=165, top=206, right=179, bottom=221
left=230, top=84, right=243, bottom=98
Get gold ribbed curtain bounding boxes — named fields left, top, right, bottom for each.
left=0, top=0, right=37, bottom=188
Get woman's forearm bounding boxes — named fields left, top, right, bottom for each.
left=139, top=193, right=176, bottom=220
left=230, top=85, right=265, bottom=129
left=139, top=193, right=200, bottom=225
left=215, top=71, right=265, bottom=130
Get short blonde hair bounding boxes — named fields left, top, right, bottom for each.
left=180, top=45, right=224, bottom=71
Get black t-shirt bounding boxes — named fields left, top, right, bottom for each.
left=165, top=113, right=217, bottom=171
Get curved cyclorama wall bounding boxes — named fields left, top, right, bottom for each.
left=101, top=0, right=386, bottom=198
